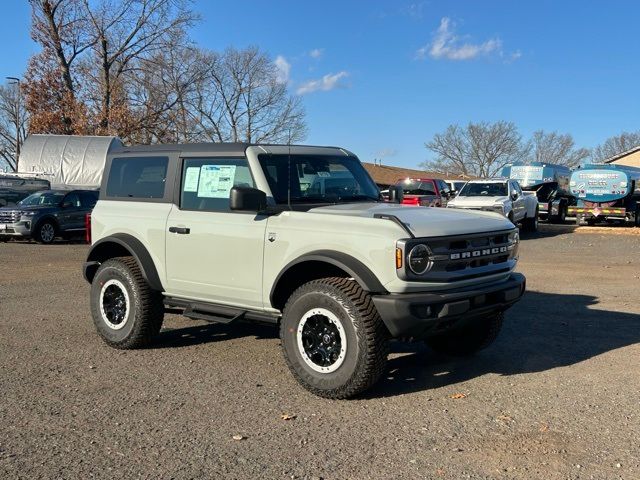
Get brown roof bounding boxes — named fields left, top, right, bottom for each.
left=362, top=162, right=471, bottom=187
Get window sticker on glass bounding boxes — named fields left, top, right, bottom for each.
left=197, top=165, right=237, bottom=198
left=184, top=167, right=201, bottom=192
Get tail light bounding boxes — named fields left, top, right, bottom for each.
left=85, top=213, right=92, bottom=244
left=402, top=197, right=420, bottom=206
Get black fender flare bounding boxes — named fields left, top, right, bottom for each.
left=83, top=233, right=164, bottom=291
left=269, top=250, right=387, bottom=307
left=33, top=215, right=60, bottom=232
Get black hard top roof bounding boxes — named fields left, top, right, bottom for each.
left=111, top=142, right=349, bottom=154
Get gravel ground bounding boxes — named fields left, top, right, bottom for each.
left=1, top=225, right=639, bottom=479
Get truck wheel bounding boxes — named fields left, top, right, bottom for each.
left=34, top=220, right=57, bottom=244
left=550, top=204, right=566, bottom=224
left=90, top=257, right=164, bottom=349
left=280, top=277, right=389, bottom=399
left=522, top=209, right=539, bottom=232
left=426, top=312, right=504, bottom=357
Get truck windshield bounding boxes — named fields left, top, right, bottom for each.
left=458, top=182, right=508, bottom=197
left=18, top=192, right=65, bottom=206
left=258, top=154, right=380, bottom=204
left=397, top=179, right=436, bottom=195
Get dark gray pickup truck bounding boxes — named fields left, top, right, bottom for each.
left=0, top=189, right=98, bottom=244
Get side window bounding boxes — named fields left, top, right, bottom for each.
left=80, top=192, right=98, bottom=208
left=437, top=179, right=450, bottom=195
left=64, top=193, right=81, bottom=207
left=512, top=181, right=522, bottom=196
left=106, top=156, right=168, bottom=199
left=180, top=157, right=254, bottom=212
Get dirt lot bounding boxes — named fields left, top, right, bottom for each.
left=1, top=225, right=639, bottom=479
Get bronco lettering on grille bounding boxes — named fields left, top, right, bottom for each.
left=450, top=246, right=508, bottom=260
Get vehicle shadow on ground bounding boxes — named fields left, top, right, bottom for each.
left=151, top=290, right=639, bottom=399
left=364, top=290, right=640, bottom=398
left=520, top=223, right=576, bottom=240
left=153, top=319, right=278, bottom=349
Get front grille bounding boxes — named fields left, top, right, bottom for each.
left=0, top=210, right=20, bottom=223
left=400, top=230, right=517, bottom=283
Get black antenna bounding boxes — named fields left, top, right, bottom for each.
left=287, top=129, right=292, bottom=210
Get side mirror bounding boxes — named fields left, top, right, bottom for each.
left=510, top=192, right=518, bottom=201
left=388, top=185, right=404, bottom=204
left=230, top=186, right=267, bottom=212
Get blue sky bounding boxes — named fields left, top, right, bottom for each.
left=2, top=1, right=639, bottom=168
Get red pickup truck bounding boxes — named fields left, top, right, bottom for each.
left=392, top=178, right=452, bottom=207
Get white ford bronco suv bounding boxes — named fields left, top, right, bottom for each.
left=83, top=143, right=525, bottom=398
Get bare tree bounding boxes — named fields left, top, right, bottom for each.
left=0, top=83, right=29, bottom=172
left=525, top=130, right=589, bottom=168
left=192, top=47, right=306, bottom=144
left=28, top=0, right=93, bottom=133
left=423, top=121, right=527, bottom=177
left=591, top=131, right=640, bottom=162
left=81, top=0, right=198, bottom=134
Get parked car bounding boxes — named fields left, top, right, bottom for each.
left=447, top=178, right=539, bottom=231
left=445, top=180, right=467, bottom=196
left=0, top=189, right=98, bottom=243
left=393, top=177, right=452, bottom=206
left=0, top=174, right=51, bottom=207
left=83, top=142, right=525, bottom=399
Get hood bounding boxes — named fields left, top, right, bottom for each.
left=0, top=205, right=57, bottom=213
left=309, top=202, right=513, bottom=237
left=449, top=196, right=509, bottom=207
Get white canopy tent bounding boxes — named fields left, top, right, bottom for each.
left=19, top=134, right=123, bottom=189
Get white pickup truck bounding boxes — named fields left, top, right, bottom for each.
left=448, top=178, right=539, bottom=231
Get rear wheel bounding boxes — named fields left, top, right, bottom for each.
left=280, top=277, right=389, bottom=399
left=34, top=220, right=57, bottom=244
left=90, top=257, right=164, bottom=349
left=426, top=312, right=504, bottom=356
left=522, top=208, right=539, bottom=232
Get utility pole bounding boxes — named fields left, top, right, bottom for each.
left=6, top=77, right=21, bottom=171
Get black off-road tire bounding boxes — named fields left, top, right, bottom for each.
left=425, top=312, right=504, bottom=357
left=280, top=277, right=389, bottom=399
left=522, top=209, right=539, bottom=232
left=34, top=219, right=58, bottom=244
left=90, top=257, right=164, bottom=349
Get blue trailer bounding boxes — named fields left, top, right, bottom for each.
left=501, top=162, right=575, bottom=223
left=567, top=164, right=640, bottom=226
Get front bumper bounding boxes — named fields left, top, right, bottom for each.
left=372, top=273, right=525, bottom=338
left=0, top=221, right=32, bottom=237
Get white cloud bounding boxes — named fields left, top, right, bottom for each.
left=274, top=55, right=291, bottom=84
left=296, top=71, right=349, bottom=95
left=405, top=2, right=426, bottom=19
left=417, top=17, right=504, bottom=61
left=309, top=48, right=324, bottom=59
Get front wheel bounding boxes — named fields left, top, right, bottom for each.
left=426, top=312, right=504, bottom=356
left=522, top=209, right=539, bottom=232
left=34, top=220, right=57, bottom=244
left=90, top=257, right=164, bottom=349
left=280, top=277, right=389, bottom=399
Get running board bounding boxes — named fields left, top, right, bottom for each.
left=164, top=297, right=280, bottom=325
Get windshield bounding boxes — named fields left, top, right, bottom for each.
left=396, top=179, right=436, bottom=195
left=458, top=182, right=508, bottom=197
left=258, top=154, right=380, bottom=204
left=18, top=191, right=65, bottom=207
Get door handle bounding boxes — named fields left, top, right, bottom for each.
left=169, top=226, right=190, bottom=234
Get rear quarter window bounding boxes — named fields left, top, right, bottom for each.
left=106, top=157, right=168, bottom=199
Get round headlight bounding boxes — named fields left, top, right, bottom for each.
left=408, top=244, right=432, bottom=275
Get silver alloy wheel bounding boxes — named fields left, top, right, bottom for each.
left=297, top=308, right=347, bottom=373
left=99, top=279, right=130, bottom=330
left=40, top=223, right=55, bottom=243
